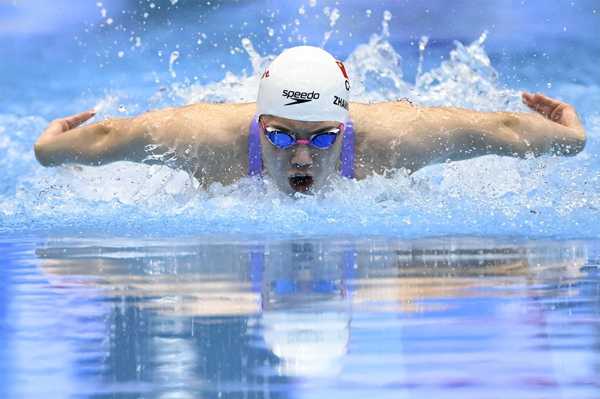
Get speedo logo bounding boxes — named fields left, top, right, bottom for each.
left=333, top=95, right=349, bottom=110
left=282, top=89, right=320, bottom=106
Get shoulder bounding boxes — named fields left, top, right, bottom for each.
left=349, top=100, right=414, bottom=122
left=137, top=102, right=257, bottom=146
left=176, top=102, right=256, bottom=132
left=349, top=100, right=417, bottom=143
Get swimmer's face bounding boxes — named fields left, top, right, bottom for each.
left=259, top=115, right=344, bottom=195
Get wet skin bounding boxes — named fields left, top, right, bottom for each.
left=259, top=115, right=344, bottom=194
left=34, top=92, right=586, bottom=194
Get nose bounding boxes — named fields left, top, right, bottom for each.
left=290, top=145, right=313, bottom=169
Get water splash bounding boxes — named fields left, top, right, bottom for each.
left=344, top=10, right=410, bottom=101
left=413, top=31, right=518, bottom=109
left=168, top=50, right=180, bottom=78
left=416, top=35, right=429, bottom=83
left=0, top=13, right=598, bottom=238
left=321, top=7, right=340, bottom=47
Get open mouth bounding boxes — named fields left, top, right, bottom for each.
left=288, top=175, right=314, bottom=193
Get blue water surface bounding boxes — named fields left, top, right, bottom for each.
left=2, top=236, right=600, bottom=398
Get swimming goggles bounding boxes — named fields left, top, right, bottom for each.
left=260, top=121, right=343, bottom=150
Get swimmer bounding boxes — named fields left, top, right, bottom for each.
left=34, top=46, right=586, bottom=194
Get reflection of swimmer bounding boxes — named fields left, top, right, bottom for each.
left=351, top=238, right=587, bottom=312
left=262, top=310, right=350, bottom=378
left=35, top=238, right=585, bottom=317
left=34, top=46, right=586, bottom=195
left=34, top=238, right=587, bottom=380
left=256, top=241, right=353, bottom=378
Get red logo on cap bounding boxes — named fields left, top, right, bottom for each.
left=336, top=61, right=349, bottom=80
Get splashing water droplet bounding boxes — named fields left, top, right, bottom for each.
left=381, top=10, right=392, bottom=37
left=366, top=9, right=372, bottom=17
left=267, top=27, right=274, bottom=37
left=170, top=0, right=178, bottom=4
left=117, top=51, right=124, bottom=58
left=329, top=8, right=340, bottom=27
left=169, top=51, right=180, bottom=78
left=298, top=5, right=305, bottom=15
left=416, top=36, right=429, bottom=84
left=419, top=36, right=429, bottom=52
left=118, top=105, right=127, bottom=113
left=547, top=82, right=552, bottom=88
left=308, top=0, right=317, bottom=7
left=320, top=8, right=340, bottom=47
left=240, top=37, right=270, bottom=76
left=477, top=30, right=488, bottom=46
left=106, top=17, right=113, bottom=25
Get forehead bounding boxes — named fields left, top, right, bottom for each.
left=261, top=115, right=339, bottom=131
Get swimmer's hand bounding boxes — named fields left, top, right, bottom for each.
left=522, top=92, right=583, bottom=132
left=34, top=110, right=97, bottom=166
left=38, top=110, right=96, bottom=141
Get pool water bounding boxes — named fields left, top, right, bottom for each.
left=1, top=1, right=600, bottom=397
left=3, top=236, right=600, bottom=398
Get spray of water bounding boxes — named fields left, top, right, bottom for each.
left=0, top=10, right=598, bottom=238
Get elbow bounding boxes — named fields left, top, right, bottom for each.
left=557, top=128, right=586, bottom=156
left=33, top=140, right=54, bottom=167
left=572, top=128, right=586, bottom=155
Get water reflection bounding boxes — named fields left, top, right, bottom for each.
left=25, top=237, right=599, bottom=398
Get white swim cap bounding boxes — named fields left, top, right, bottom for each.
left=257, top=46, right=350, bottom=123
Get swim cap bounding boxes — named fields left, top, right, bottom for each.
left=257, top=46, right=350, bottom=123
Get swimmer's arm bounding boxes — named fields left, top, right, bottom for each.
left=351, top=93, right=586, bottom=172
left=445, top=92, right=586, bottom=160
left=34, top=103, right=256, bottom=172
left=34, top=111, right=148, bottom=166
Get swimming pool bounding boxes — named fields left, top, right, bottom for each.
left=1, top=0, right=600, bottom=397
left=3, top=236, right=600, bottom=398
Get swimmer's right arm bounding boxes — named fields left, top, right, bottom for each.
left=34, top=103, right=256, bottom=172
left=34, top=110, right=148, bottom=166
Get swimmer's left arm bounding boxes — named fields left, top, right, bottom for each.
left=450, top=92, right=586, bottom=159
left=351, top=93, right=586, bottom=173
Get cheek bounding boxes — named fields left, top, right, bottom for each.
left=311, top=150, right=339, bottom=175
left=262, top=146, right=290, bottom=173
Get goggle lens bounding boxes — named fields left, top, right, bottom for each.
left=310, top=132, right=338, bottom=149
left=266, top=131, right=295, bottom=149
left=264, top=126, right=341, bottom=150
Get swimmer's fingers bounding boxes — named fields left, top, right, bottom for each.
left=522, top=92, right=581, bottom=128
left=42, top=110, right=96, bottom=141
left=59, top=110, right=97, bottom=131
left=522, top=92, right=558, bottom=117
